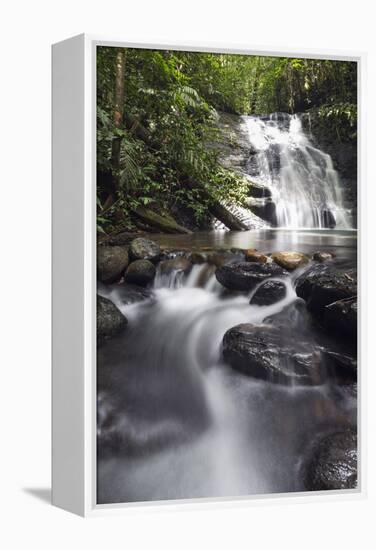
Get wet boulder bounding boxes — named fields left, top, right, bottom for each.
left=295, top=265, right=357, bottom=316
left=245, top=249, right=268, bottom=263
left=304, top=430, right=357, bottom=491
left=264, top=300, right=357, bottom=383
left=222, top=323, right=325, bottom=385
left=313, top=251, right=335, bottom=263
left=129, top=237, right=161, bottom=262
left=271, top=251, right=309, bottom=271
left=250, top=280, right=287, bottom=306
left=216, top=261, right=288, bottom=291
left=97, top=245, right=129, bottom=283
left=124, top=259, right=156, bottom=286
left=97, top=295, right=127, bottom=345
left=324, top=297, right=357, bottom=340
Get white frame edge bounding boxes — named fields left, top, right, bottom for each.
left=51, top=34, right=366, bottom=517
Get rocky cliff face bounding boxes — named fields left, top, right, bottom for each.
left=208, top=112, right=273, bottom=228
left=211, top=112, right=253, bottom=175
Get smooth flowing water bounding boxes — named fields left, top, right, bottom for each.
left=97, top=230, right=357, bottom=504
left=242, top=113, right=351, bottom=229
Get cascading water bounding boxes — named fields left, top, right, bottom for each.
left=242, top=113, right=351, bottom=229
left=97, top=252, right=356, bottom=504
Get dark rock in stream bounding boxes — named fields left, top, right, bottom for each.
left=250, top=280, right=287, bottom=306
left=295, top=264, right=357, bottom=316
left=324, top=297, right=357, bottom=341
left=304, top=429, right=357, bottom=491
left=312, top=251, right=335, bottom=263
left=245, top=249, right=268, bottom=263
left=97, top=245, right=129, bottom=283
left=216, top=261, right=288, bottom=291
left=129, top=237, right=161, bottom=262
left=97, top=296, right=127, bottom=345
left=124, top=259, right=156, bottom=286
left=264, top=300, right=357, bottom=383
left=222, top=323, right=326, bottom=385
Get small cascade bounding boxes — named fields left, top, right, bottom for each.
left=154, top=263, right=220, bottom=291
left=242, top=113, right=352, bottom=229
left=98, top=237, right=357, bottom=503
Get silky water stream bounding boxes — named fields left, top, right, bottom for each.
left=97, top=230, right=357, bottom=504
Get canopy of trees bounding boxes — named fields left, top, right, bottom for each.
left=97, top=47, right=357, bottom=235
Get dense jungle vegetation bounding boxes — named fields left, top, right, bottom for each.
left=97, top=47, right=357, bottom=235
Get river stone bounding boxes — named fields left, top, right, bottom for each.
left=216, top=261, right=288, bottom=291
left=271, top=251, right=309, bottom=271
left=97, top=295, right=127, bottom=345
left=124, top=259, right=156, bottom=286
left=295, top=265, right=357, bottom=316
left=222, top=323, right=325, bottom=385
left=313, top=251, right=334, bottom=263
left=129, top=237, right=161, bottom=262
left=264, top=300, right=357, bottom=383
left=304, top=430, right=357, bottom=491
left=324, top=297, right=357, bottom=341
left=245, top=249, right=268, bottom=263
left=250, top=280, right=287, bottom=306
left=97, top=245, right=129, bottom=283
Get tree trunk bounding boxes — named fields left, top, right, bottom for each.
left=250, top=58, right=261, bottom=113
left=109, top=49, right=126, bottom=200
left=131, top=206, right=191, bottom=234
left=186, top=179, right=248, bottom=231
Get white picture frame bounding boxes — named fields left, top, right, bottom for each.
left=52, top=34, right=366, bottom=517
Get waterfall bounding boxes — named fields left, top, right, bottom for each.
left=242, top=113, right=351, bottom=229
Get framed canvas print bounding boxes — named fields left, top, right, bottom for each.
left=52, top=35, right=365, bottom=516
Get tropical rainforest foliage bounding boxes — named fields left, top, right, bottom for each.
left=97, top=47, right=357, bottom=234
